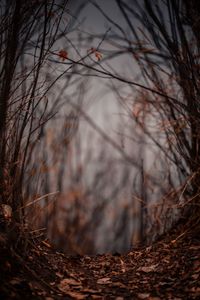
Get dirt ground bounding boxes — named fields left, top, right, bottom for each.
left=0, top=221, right=199, bottom=300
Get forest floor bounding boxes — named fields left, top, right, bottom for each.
left=0, top=220, right=199, bottom=300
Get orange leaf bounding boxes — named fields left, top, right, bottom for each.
left=58, top=50, right=68, bottom=61
left=95, top=51, right=102, bottom=61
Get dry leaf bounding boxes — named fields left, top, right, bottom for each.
left=189, top=286, right=200, bottom=294
left=112, top=282, right=127, bottom=288
left=59, top=278, right=81, bottom=286
left=82, top=288, right=99, bottom=294
left=192, top=273, right=199, bottom=280
left=138, top=264, right=158, bottom=273
left=58, top=278, right=82, bottom=293
left=97, top=277, right=111, bottom=284
left=138, top=293, right=150, bottom=299
left=189, top=245, right=200, bottom=250
left=10, top=278, right=23, bottom=285
left=88, top=47, right=102, bottom=60
left=120, top=258, right=126, bottom=273
left=58, top=50, right=68, bottom=61
left=64, top=291, right=85, bottom=299
left=95, top=51, right=102, bottom=61
left=56, top=272, right=64, bottom=278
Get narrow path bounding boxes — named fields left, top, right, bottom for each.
left=0, top=223, right=199, bottom=299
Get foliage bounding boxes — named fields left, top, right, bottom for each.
left=89, top=0, right=200, bottom=238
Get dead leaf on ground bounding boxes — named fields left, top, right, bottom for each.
left=97, top=277, right=111, bottom=284
left=59, top=278, right=81, bottom=286
left=10, top=278, right=23, bottom=285
left=64, top=291, right=85, bottom=299
left=192, top=273, right=199, bottom=280
left=112, top=282, right=127, bottom=288
left=58, top=278, right=82, bottom=293
left=188, top=287, right=200, bottom=295
left=189, top=245, right=200, bottom=250
left=138, top=264, right=159, bottom=273
left=137, top=293, right=150, bottom=299
left=55, top=272, right=63, bottom=278
left=119, top=258, right=126, bottom=273
left=82, top=288, right=100, bottom=294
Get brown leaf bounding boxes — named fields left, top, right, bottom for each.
left=82, top=288, right=100, bottom=294
left=189, top=245, right=200, bottom=250
left=189, top=287, right=200, bottom=295
left=192, top=273, right=199, bottom=280
left=59, top=278, right=81, bottom=286
left=97, top=277, right=111, bottom=284
left=119, top=258, right=126, bottom=273
left=112, top=282, right=127, bottom=288
left=64, top=291, right=85, bottom=299
left=55, top=272, right=64, bottom=278
left=95, top=51, right=102, bottom=61
left=137, top=293, right=150, bottom=299
left=58, top=50, right=68, bottom=61
left=138, top=264, right=158, bottom=273
left=10, top=278, right=23, bottom=285
left=58, top=278, right=82, bottom=293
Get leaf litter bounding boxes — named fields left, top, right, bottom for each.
left=0, top=222, right=199, bottom=299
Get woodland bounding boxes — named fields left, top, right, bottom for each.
left=0, top=0, right=199, bottom=299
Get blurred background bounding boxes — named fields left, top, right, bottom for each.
left=2, top=0, right=196, bottom=254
